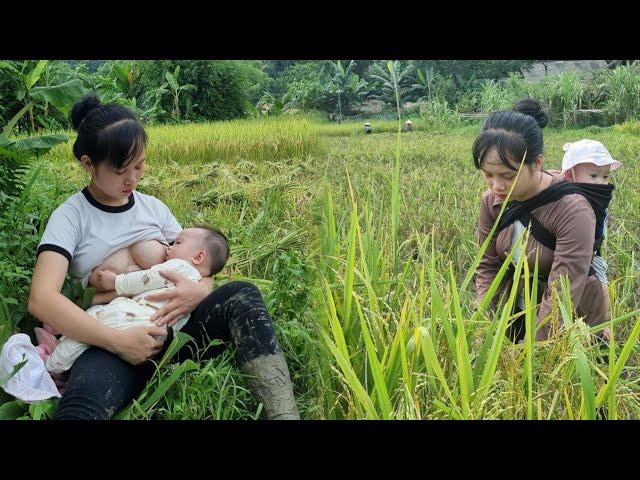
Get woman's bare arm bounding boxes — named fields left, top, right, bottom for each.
left=29, top=252, right=120, bottom=349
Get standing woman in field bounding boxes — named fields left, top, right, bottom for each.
left=473, top=99, right=611, bottom=341
left=28, top=94, right=300, bottom=419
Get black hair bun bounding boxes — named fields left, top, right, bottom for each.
left=513, top=98, right=548, bottom=129
left=71, top=94, right=102, bottom=131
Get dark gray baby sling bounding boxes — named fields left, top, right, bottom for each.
left=494, top=180, right=614, bottom=341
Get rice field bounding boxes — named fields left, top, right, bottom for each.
left=7, top=115, right=640, bottom=419
left=313, top=119, right=640, bottom=419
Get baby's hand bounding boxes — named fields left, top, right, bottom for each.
left=96, top=270, right=117, bottom=291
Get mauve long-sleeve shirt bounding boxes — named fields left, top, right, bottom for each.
left=475, top=175, right=609, bottom=339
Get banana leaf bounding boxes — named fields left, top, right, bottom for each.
left=12, top=134, right=68, bottom=156
left=30, top=79, right=85, bottom=117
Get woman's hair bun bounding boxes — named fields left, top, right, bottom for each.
left=513, top=98, right=548, bottom=129
left=71, top=94, right=102, bottom=131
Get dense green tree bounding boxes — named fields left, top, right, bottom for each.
left=368, top=61, right=415, bottom=105
left=264, top=60, right=298, bottom=78
left=277, top=62, right=328, bottom=111
left=0, top=60, right=85, bottom=134
left=133, top=60, right=263, bottom=121
left=66, top=60, right=106, bottom=73
left=407, top=60, right=534, bottom=105
left=0, top=61, right=25, bottom=125
left=412, top=60, right=534, bottom=81
left=352, top=60, right=375, bottom=78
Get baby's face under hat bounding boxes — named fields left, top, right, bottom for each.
left=561, top=139, right=623, bottom=174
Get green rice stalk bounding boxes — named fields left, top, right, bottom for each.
left=355, top=297, right=392, bottom=419
left=596, top=315, right=640, bottom=407
left=557, top=276, right=596, bottom=420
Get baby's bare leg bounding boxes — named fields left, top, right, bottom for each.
left=129, top=240, right=167, bottom=269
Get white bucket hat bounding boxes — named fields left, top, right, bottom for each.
left=561, top=139, right=623, bottom=174
left=0, top=333, right=61, bottom=402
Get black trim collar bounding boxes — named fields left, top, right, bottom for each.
left=82, top=187, right=135, bottom=213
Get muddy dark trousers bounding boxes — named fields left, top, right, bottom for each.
left=53, top=281, right=299, bottom=420
left=177, top=280, right=300, bottom=420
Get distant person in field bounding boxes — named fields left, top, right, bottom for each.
left=473, top=99, right=614, bottom=342
left=28, top=94, right=300, bottom=420
left=36, top=227, right=229, bottom=374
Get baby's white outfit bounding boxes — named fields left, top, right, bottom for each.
left=45, top=259, right=201, bottom=374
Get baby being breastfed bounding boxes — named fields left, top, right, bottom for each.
left=35, top=228, right=230, bottom=372
left=37, top=228, right=231, bottom=374
left=89, top=240, right=168, bottom=291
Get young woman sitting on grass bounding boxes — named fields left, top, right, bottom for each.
left=28, top=94, right=300, bottom=420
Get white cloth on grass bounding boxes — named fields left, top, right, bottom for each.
left=1, top=333, right=61, bottom=402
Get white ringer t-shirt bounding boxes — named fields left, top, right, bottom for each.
left=37, top=188, right=182, bottom=287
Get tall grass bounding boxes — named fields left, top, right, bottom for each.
left=470, top=66, right=640, bottom=128
left=312, top=101, right=640, bottom=418
left=604, top=65, right=640, bottom=124
left=7, top=116, right=326, bottom=419
left=3, top=112, right=639, bottom=419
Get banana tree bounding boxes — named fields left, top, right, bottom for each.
left=0, top=132, right=68, bottom=156
left=139, top=88, right=167, bottom=123
left=113, top=61, right=136, bottom=98
left=368, top=60, right=414, bottom=106
left=413, top=66, right=436, bottom=103
left=0, top=60, right=85, bottom=136
left=344, top=72, right=369, bottom=105
left=92, top=61, right=138, bottom=105
left=326, top=60, right=360, bottom=123
left=163, top=66, right=196, bottom=119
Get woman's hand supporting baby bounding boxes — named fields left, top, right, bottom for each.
left=111, top=325, right=167, bottom=364
left=147, top=270, right=212, bottom=327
